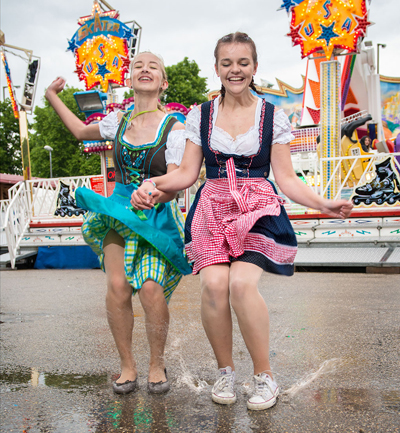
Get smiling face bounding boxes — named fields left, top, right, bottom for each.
left=215, top=42, right=258, bottom=97
left=129, top=52, right=168, bottom=96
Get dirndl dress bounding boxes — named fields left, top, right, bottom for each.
left=185, top=98, right=298, bottom=275
left=75, top=110, right=192, bottom=302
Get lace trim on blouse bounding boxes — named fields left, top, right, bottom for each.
left=184, top=97, right=295, bottom=156
left=98, top=111, right=185, bottom=165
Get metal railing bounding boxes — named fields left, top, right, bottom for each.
left=2, top=175, right=102, bottom=268
left=282, top=152, right=400, bottom=215
left=26, top=176, right=98, bottom=220
left=0, top=199, right=11, bottom=229
left=1, top=181, right=31, bottom=268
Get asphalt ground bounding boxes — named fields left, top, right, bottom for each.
left=0, top=269, right=399, bottom=433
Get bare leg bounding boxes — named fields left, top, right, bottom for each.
left=103, top=230, right=137, bottom=384
left=229, top=262, right=273, bottom=377
left=138, top=280, right=169, bottom=383
left=199, top=264, right=233, bottom=369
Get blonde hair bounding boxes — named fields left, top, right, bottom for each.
left=129, top=51, right=168, bottom=112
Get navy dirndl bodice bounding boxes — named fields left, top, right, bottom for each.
left=200, top=98, right=275, bottom=179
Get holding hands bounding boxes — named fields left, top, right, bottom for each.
left=131, top=180, right=161, bottom=210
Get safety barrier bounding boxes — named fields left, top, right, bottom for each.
left=2, top=175, right=102, bottom=268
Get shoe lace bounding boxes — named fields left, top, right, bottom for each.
left=216, top=374, right=233, bottom=392
left=254, top=376, right=272, bottom=396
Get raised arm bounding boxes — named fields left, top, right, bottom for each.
left=45, top=77, right=103, bottom=141
left=271, top=143, right=353, bottom=218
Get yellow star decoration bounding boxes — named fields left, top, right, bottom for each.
left=288, top=0, right=370, bottom=59
left=76, top=34, right=130, bottom=92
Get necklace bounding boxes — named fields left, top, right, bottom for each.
left=126, top=108, right=158, bottom=130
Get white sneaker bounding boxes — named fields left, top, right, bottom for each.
left=211, top=366, right=237, bottom=405
left=247, top=373, right=279, bottom=410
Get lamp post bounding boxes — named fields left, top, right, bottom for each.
left=377, top=43, right=386, bottom=75
left=44, top=145, right=53, bottom=178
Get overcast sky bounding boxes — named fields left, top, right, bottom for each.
left=1, top=0, right=399, bottom=114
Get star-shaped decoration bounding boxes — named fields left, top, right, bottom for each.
left=317, top=22, right=339, bottom=47
left=279, top=0, right=303, bottom=13
left=78, top=0, right=118, bottom=25
left=122, top=27, right=134, bottom=40
left=287, top=23, right=303, bottom=46
left=67, top=39, right=79, bottom=53
left=96, top=62, right=111, bottom=79
left=354, top=13, right=371, bottom=36
left=122, top=56, right=131, bottom=69
left=75, top=64, right=83, bottom=76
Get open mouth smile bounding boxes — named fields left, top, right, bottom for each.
left=227, top=77, right=245, bottom=83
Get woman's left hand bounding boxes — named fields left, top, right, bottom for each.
left=320, top=199, right=353, bottom=219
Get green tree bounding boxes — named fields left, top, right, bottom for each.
left=0, top=99, right=22, bottom=175
left=123, top=89, right=134, bottom=100
left=163, top=57, right=208, bottom=107
left=29, top=85, right=101, bottom=178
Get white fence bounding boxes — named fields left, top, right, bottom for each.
left=275, top=152, right=400, bottom=214
left=1, top=175, right=101, bottom=268
left=26, top=176, right=97, bottom=220
left=2, top=182, right=31, bottom=268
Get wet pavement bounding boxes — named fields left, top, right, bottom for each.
left=0, top=269, right=399, bottom=432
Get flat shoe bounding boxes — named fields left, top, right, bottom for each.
left=112, top=377, right=138, bottom=394
left=147, top=369, right=170, bottom=394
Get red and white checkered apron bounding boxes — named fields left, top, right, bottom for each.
left=186, top=157, right=294, bottom=273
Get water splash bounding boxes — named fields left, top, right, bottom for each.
left=169, top=338, right=208, bottom=393
left=282, top=358, right=342, bottom=399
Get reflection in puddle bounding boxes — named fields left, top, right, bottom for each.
left=0, top=366, right=107, bottom=392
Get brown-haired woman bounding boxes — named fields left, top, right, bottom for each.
left=132, top=33, right=353, bottom=409
left=45, top=52, right=192, bottom=395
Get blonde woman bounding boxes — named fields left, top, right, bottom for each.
left=45, top=52, right=191, bottom=394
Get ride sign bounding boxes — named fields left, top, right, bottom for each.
left=67, top=1, right=133, bottom=92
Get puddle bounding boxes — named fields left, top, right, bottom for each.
left=0, top=366, right=107, bottom=392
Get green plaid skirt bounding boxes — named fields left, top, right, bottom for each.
left=81, top=198, right=186, bottom=303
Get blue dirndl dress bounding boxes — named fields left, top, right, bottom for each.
left=185, top=99, right=298, bottom=275
left=76, top=112, right=192, bottom=302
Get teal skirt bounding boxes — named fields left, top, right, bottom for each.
left=76, top=182, right=192, bottom=302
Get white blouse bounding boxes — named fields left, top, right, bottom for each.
left=98, top=111, right=186, bottom=166
left=185, top=96, right=295, bottom=156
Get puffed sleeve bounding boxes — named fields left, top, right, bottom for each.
left=184, top=107, right=202, bottom=146
left=98, top=111, right=119, bottom=140
left=165, top=129, right=186, bottom=166
left=272, top=109, right=295, bottom=145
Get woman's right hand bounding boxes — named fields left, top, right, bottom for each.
left=131, top=183, right=159, bottom=210
left=46, top=77, right=66, bottom=99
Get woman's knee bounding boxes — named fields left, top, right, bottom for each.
left=229, top=277, right=256, bottom=307
left=139, top=281, right=165, bottom=307
left=107, top=274, right=131, bottom=301
left=201, top=274, right=229, bottom=306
